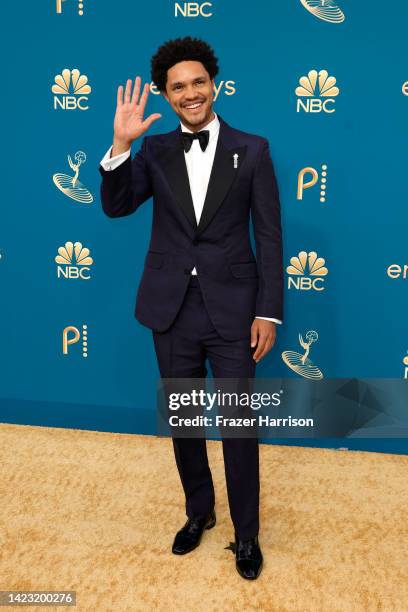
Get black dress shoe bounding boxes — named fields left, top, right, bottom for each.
left=172, top=509, right=216, bottom=555
left=235, top=534, right=263, bottom=579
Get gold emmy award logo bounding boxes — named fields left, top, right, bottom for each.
left=52, top=69, right=91, bottom=110
left=56, top=0, right=85, bottom=15
left=53, top=151, right=93, bottom=204
left=282, top=331, right=323, bottom=379
left=298, top=165, right=328, bottom=203
left=299, top=0, right=345, bottom=23
left=296, top=70, right=339, bottom=113
left=55, top=241, right=93, bottom=280
left=403, top=355, right=408, bottom=379
left=287, top=251, right=328, bottom=291
left=174, top=0, right=213, bottom=17
left=62, top=325, right=88, bottom=357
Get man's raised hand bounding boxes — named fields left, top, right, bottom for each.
left=112, top=76, right=162, bottom=155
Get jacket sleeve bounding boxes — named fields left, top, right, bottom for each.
left=250, top=138, right=284, bottom=322
left=99, top=136, right=152, bottom=218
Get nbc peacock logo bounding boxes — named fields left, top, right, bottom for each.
left=55, top=241, right=93, bottom=280
left=52, top=68, right=92, bottom=110
left=299, top=0, right=345, bottom=24
left=296, top=70, right=339, bottom=113
left=287, top=251, right=328, bottom=291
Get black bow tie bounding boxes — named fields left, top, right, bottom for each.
left=181, top=130, right=210, bottom=153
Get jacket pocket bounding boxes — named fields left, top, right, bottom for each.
left=229, top=261, right=258, bottom=278
left=145, top=250, right=164, bottom=269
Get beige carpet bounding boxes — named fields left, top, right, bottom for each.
left=0, top=423, right=407, bottom=611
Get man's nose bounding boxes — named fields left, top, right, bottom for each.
left=184, top=85, right=199, bottom=99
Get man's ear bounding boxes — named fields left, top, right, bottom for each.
left=162, top=90, right=169, bottom=103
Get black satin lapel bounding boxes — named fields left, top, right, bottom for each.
left=157, top=142, right=197, bottom=231
left=197, top=142, right=247, bottom=236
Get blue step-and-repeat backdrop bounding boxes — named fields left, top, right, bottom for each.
left=1, top=1, right=407, bottom=454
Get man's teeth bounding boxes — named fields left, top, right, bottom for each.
left=185, top=102, right=202, bottom=109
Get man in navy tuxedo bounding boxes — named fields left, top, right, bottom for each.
left=99, top=36, right=283, bottom=580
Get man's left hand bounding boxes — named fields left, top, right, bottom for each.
left=250, top=319, right=276, bottom=362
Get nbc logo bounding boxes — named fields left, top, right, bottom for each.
left=174, top=0, right=213, bottom=17
left=55, top=242, right=93, bottom=279
left=298, top=165, right=328, bottom=203
left=296, top=70, right=339, bottom=113
left=62, top=324, right=88, bottom=357
left=287, top=251, right=328, bottom=291
left=299, top=0, right=345, bottom=24
left=52, top=69, right=92, bottom=110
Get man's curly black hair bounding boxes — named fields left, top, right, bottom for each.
left=150, top=36, right=219, bottom=92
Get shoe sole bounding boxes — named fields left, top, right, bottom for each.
left=172, top=517, right=216, bottom=555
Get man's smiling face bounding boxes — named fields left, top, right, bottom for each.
left=163, top=60, right=215, bottom=132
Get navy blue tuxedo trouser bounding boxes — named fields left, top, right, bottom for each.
left=152, top=275, right=259, bottom=540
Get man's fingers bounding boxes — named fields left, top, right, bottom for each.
left=143, top=113, right=162, bottom=129
left=124, top=78, right=132, bottom=103
left=251, top=325, right=259, bottom=348
left=253, top=335, right=274, bottom=362
left=117, top=85, right=123, bottom=107
left=138, top=82, right=150, bottom=113
left=253, top=335, right=267, bottom=361
left=131, top=76, right=141, bottom=105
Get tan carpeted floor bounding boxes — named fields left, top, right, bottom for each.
left=0, top=423, right=407, bottom=611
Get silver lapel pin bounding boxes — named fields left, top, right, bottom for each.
left=233, top=153, right=239, bottom=169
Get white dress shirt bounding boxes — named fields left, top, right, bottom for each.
left=100, top=112, right=281, bottom=324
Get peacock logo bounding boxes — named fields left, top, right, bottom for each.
left=295, top=70, right=339, bottom=113
left=62, top=324, right=88, bottom=358
left=56, top=0, right=85, bottom=15
left=55, top=241, right=93, bottom=280
left=286, top=251, right=328, bottom=291
left=297, top=164, right=328, bottom=203
left=52, top=69, right=92, bottom=110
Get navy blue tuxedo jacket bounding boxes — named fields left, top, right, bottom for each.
left=99, top=114, right=283, bottom=341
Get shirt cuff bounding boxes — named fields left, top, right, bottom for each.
left=255, top=316, right=282, bottom=324
left=100, top=145, right=131, bottom=171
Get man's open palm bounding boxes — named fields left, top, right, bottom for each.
left=114, top=76, right=162, bottom=146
